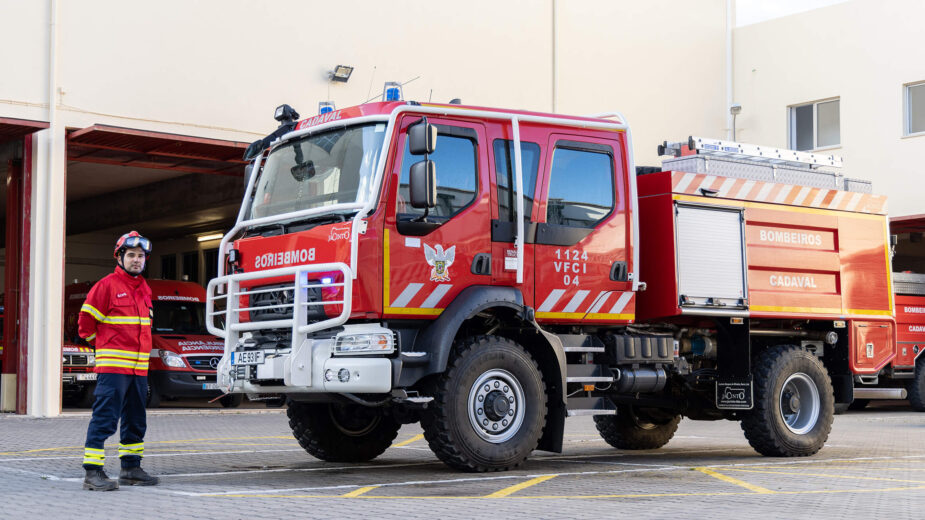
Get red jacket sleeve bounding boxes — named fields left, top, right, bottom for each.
left=78, top=280, right=109, bottom=345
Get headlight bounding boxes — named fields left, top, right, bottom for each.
left=87, top=354, right=95, bottom=364
left=333, top=333, right=394, bottom=355
left=159, top=350, right=187, bottom=368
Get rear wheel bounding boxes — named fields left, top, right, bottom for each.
left=287, top=401, right=400, bottom=462
left=420, top=335, right=547, bottom=472
left=741, top=345, right=834, bottom=457
left=909, top=356, right=925, bottom=411
left=594, top=406, right=680, bottom=450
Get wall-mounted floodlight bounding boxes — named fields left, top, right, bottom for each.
left=319, top=101, right=336, bottom=114
left=383, top=81, right=403, bottom=102
left=729, top=103, right=742, bottom=141
left=329, top=65, right=354, bottom=83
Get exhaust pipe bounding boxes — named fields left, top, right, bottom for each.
left=853, top=388, right=908, bottom=400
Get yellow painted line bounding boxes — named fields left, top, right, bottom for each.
left=383, top=228, right=390, bottom=305
left=724, top=467, right=925, bottom=485
left=536, top=312, right=635, bottom=321
left=392, top=434, right=425, bottom=448
left=695, top=467, right=775, bottom=494
left=485, top=475, right=557, bottom=498
left=342, top=486, right=379, bottom=498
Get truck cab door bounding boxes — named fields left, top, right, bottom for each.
left=382, top=116, right=491, bottom=318
left=488, top=130, right=546, bottom=307
left=533, top=134, right=633, bottom=325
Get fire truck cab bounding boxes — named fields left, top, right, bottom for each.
left=208, top=101, right=892, bottom=471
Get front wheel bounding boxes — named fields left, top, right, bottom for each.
left=219, top=394, right=244, bottom=408
left=421, top=335, right=547, bottom=472
left=740, top=345, right=834, bottom=457
left=287, top=401, right=400, bottom=462
left=594, top=406, right=680, bottom=450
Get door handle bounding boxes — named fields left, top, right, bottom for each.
left=610, top=261, right=627, bottom=282
left=471, top=253, right=491, bottom=276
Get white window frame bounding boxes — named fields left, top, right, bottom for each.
left=904, top=81, right=925, bottom=137
left=789, top=98, right=840, bottom=151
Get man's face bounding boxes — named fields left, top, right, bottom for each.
left=119, top=247, right=146, bottom=275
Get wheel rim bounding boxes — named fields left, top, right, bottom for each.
left=328, top=405, right=380, bottom=436
left=779, top=372, right=820, bottom=435
left=467, top=369, right=526, bottom=443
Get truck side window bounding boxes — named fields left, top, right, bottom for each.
left=546, top=144, right=614, bottom=228
left=493, top=140, right=540, bottom=221
left=398, top=127, right=478, bottom=219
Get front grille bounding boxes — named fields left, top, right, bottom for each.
left=187, top=355, right=221, bottom=371
left=249, top=283, right=324, bottom=322
left=64, top=355, right=90, bottom=366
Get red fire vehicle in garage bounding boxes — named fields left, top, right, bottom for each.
left=63, top=279, right=238, bottom=407
left=205, top=100, right=922, bottom=471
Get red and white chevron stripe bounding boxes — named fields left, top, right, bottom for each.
left=671, top=172, right=887, bottom=215
left=536, top=290, right=634, bottom=317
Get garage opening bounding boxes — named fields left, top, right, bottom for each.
left=62, top=125, right=248, bottom=409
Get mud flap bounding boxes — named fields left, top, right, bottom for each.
left=716, top=378, right=754, bottom=410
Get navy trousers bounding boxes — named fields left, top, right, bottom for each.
left=83, top=373, right=147, bottom=470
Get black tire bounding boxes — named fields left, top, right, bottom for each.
left=909, top=356, right=925, bottom=411
left=77, top=383, right=97, bottom=409
left=420, top=335, right=547, bottom=472
left=146, top=382, right=161, bottom=408
left=833, top=402, right=850, bottom=415
left=287, top=401, right=400, bottom=462
left=219, top=394, right=244, bottom=408
left=594, top=406, right=680, bottom=450
left=847, top=398, right=870, bottom=411
left=741, top=345, right=834, bottom=457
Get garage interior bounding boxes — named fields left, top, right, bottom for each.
left=1, top=120, right=248, bottom=412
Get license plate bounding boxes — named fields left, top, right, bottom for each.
left=76, top=373, right=97, bottom=381
left=202, top=383, right=220, bottom=390
left=232, top=351, right=264, bottom=365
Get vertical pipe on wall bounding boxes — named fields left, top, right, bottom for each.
left=551, top=0, right=557, bottom=113
left=726, top=0, right=734, bottom=140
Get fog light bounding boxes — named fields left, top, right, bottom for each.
left=324, top=369, right=335, bottom=382
left=338, top=368, right=350, bottom=383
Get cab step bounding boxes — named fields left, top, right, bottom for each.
left=566, top=364, right=616, bottom=383
left=566, top=396, right=617, bottom=416
left=560, top=334, right=605, bottom=353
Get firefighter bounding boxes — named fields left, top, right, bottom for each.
left=78, top=231, right=159, bottom=491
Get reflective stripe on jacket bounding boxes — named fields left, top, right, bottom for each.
left=78, top=268, right=153, bottom=375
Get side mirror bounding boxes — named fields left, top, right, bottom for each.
left=409, top=120, right=437, bottom=155
left=244, top=164, right=254, bottom=187
left=409, top=160, right=436, bottom=209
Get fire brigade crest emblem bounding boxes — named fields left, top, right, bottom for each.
left=424, top=243, right=456, bottom=282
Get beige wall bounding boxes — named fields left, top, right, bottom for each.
left=733, top=0, right=925, bottom=217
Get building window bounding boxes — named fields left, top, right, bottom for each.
left=905, top=82, right=925, bottom=136
left=160, top=255, right=177, bottom=280
left=546, top=144, right=615, bottom=229
left=182, top=251, right=200, bottom=283
left=790, top=99, right=840, bottom=151
left=203, top=248, right=219, bottom=282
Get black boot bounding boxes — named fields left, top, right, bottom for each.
left=83, top=468, right=119, bottom=491
left=119, top=466, right=159, bottom=486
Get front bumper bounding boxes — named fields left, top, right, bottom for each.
left=150, top=371, right=222, bottom=398
left=217, top=324, right=395, bottom=394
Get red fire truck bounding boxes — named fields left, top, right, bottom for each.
left=63, top=280, right=237, bottom=407
left=206, top=100, right=921, bottom=471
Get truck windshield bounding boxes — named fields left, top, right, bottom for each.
left=153, top=302, right=207, bottom=335
left=250, top=123, right=387, bottom=221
